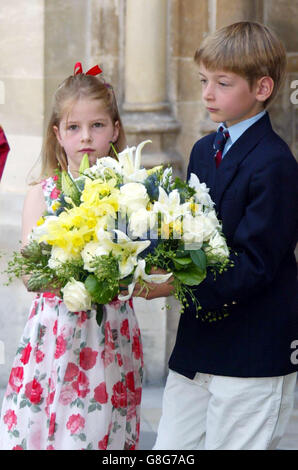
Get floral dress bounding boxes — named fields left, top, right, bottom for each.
left=0, top=176, right=144, bottom=450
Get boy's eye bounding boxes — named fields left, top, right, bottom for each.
left=219, top=82, right=229, bottom=87
left=200, top=79, right=207, bottom=84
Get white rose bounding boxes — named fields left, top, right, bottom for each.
left=119, top=183, right=149, bottom=216
left=129, top=208, right=156, bottom=238
left=208, top=232, right=229, bottom=259
left=181, top=215, right=205, bottom=247
left=48, top=246, right=79, bottom=270
left=62, top=278, right=92, bottom=312
left=196, top=212, right=219, bottom=241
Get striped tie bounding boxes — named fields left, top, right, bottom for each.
left=213, top=126, right=230, bottom=168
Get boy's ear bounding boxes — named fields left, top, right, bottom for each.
left=255, top=76, right=274, bottom=103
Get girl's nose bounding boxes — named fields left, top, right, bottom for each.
left=81, top=127, right=92, bottom=142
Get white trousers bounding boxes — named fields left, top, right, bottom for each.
left=153, top=370, right=297, bottom=450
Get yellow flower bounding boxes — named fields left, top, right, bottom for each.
left=52, top=201, right=61, bottom=212
left=36, top=217, right=45, bottom=226
left=81, top=178, right=118, bottom=206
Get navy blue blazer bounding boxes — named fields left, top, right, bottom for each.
left=169, top=113, right=298, bottom=377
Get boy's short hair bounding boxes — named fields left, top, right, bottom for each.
left=194, top=22, right=287, bottom=107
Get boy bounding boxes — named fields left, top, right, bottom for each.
left=135, top=22, right=298, bottom=450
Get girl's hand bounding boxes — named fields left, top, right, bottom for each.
left=122, top=267, right=175, bottom=300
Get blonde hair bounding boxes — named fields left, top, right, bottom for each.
left=40, top=73, right=126, bottom=179
left=194, top=21, right=287, bottom=107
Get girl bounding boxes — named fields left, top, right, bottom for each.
left=0, top=64, right=143, bottom=450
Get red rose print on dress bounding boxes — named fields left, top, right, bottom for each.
left=35, top=348, right=45, bottom=364
left=125, top=371, right=135, bottom=392
left=20, top=343, right=32, bottom=365
left=49, top=412, right=56, bottom=437
left=94, top=382, right=108, bottom=404
left=98, top=434, right=109, bottom=450
left=72, top=371, right=90, bottom=398
left=50, top=187, right=61, bottom=200
left=43, top=292, right=58, bottom=308
left=132, top=334, right=142, bottom=360
left=66, top=413, right=85, bottom=435
left=120, top=319, right=130, bottom=340
left=64, top=362, right=79, bottom=382
left=59, top=384, right=77, bottom=406
left=28, top=300, right=39, bottom=319
left=25, top=378, right=43, bottom=404
left=3, top=409, right=17, bottom=430
left=54, top=334, right=67, bottom=359
left=8, top=367, right=24, bottom=393
left=77, top=311, right=88, bottom=326
left=111, top=381, right=127, bottom=408
left=79, top=347, right=98, bottom=370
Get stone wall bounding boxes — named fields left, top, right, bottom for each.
left=0, top=0, right=297, bottom=388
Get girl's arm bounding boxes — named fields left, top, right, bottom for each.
left=21, top=183, right=51, bottom=292
left=21, top=183, right=46, bottom=249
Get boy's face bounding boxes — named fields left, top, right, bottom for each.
left=198, top=64, right=264, bottom=127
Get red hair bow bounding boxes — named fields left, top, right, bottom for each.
left=74, top=62, right=102, bottom=76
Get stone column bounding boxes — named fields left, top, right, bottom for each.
left=122, top=0, right=182, bottom=384
left=124, top=0, right=167, bottom=112
left=122, top=0, right=182, bottom=173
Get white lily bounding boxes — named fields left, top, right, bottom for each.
left=118, top=140, right=152, bottom=183
left=153, top=187, right=191, bottom=224
left=118, top=259, right=173, bottom=301
left=96, top=228, right=151, bottom=278
left=188, top=173, right=214, bottom=208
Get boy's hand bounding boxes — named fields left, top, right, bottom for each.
left=122, top=267, right=175, bottom=300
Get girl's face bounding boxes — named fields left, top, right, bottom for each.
left=54, top=97, right=119, bottom=176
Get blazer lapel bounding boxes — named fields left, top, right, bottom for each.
left=214, top=114, right=272, bottom=207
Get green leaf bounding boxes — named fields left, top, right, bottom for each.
left=85, top=274, right=117, bottom=304
left=173, top=256, right=192, bottom=266
left=61, top=171, right=81, bottom=205
left=175, top=265, right=206, bottom=286
left=190, top=249, right=207, bottom=271
left=96, top=304, right=104, bottom=327
left=79, top=153, right=90, bottom=174
left=85, top=275, right=100, bottom=297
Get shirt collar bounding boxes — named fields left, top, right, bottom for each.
left=218, top=110, right=266, bottom=145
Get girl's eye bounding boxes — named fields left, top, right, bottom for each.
left=67, top=124, right=78, bottom=131
left=93, top=122, right=104, bottom=128
left=219, top=82, right=229, bottom=87
left=200, top=79, right=207, bottom=85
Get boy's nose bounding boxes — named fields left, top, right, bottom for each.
left=202, top=83, right=215, bottom=100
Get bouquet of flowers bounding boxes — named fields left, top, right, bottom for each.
left=4, top=141, right=231, bottom=325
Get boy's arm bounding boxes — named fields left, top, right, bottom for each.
left=193, top=156, right=298, bottom=311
